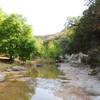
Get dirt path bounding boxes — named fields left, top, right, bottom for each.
left=55, top=63, right=100, bottom=100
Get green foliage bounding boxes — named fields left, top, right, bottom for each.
left=62, top=17, right=80, bottom=54
left=0, top=38, right=18, bottom=61
left=0, top=14, right=32, bottom=39
left=0, top=8, right=6, bottom=25
left=0, top=11, right=36, bottom=62
left=40, top=40, right=61, bottom=60
left=26, top=64, right=62, bottom=79
left=34, top=38, right=44, bottom=57
left=0, top=0, right=99, bottom=64
left=47, top=41, right=60, bottom=59
left=18, top=38, right=35, bottom=62
left=87, top=49, right=100, bottom=67
left=57, top=37, right=68, bottom=58
left=67, top=0, right=100, bottom=54
left=0, top=7, right=61, bottom=62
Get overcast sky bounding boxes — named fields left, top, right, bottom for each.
left=0, top=0, right=86, bottom=36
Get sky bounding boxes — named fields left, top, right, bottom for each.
left=0, top=0, right=86, bottom=36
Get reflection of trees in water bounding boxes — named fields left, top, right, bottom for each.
left=0, top=81, right=35, bottom=100
left=27, top=64, right=62, bottom=79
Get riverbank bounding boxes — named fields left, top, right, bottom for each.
left=0, top=60, right=100, bottom=100
left=0, top=62, right=64, bottom=100
left=57, top=63, right=100, bottom=100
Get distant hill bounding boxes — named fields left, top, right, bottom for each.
left=35, top=28, right=67, bottom=41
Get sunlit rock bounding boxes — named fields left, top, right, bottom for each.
left=0, top=72, right=6, bottom=82
left=67, top=52, right=88, bottom=64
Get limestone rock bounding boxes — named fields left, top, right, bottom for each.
left=0, top=72, right=6, bottom=82
left=11, top=66, right=26, bottom=71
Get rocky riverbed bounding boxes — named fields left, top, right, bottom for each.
left=0, top=63, right=100, bottom=100
left=56, top=63, right=100, bottom=100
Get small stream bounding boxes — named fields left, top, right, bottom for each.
left=0, top=64, right=64, bottom=100
left=0, top=63, right=100, bottom=100
left=31, top=78, right=63, bottom=100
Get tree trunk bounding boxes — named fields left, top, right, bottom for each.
left=9, top=55, right=14, bottom=63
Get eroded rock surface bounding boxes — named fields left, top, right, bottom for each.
left=0, top=72, right=6, bottom=82
left=57, top=63, right=100, bottom=100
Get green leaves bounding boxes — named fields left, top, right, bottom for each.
left=0, top=10, right=36, bottom=62
left=0, top=8, right=6, bottom=25
left=66, top=0, right=100, bottom=53
left=18, top=38, right=35, bottom=61
left=43, top=40, right=61, bottom=59
left=0, top=14, right=31, bottom=39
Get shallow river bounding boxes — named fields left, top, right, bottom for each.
left=0, top=64, right=64, bottom=100
left=0, top=63, right=100, bottom=100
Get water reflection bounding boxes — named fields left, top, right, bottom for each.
left=31, top=88, right=62, bottom=100
left=31, top=78, right=63, bottom=100
left=27, top=64, right=63, bottom=79
left=0, top=79, right=63, bottom=100
left=0, top=64, right=63, bottom=100
left=0, top=81, right=35, bottom=100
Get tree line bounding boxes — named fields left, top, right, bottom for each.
left=0, top=8, right=61, bottom=63
left=0, top=9, right=36, bottom=62
left=62, top=0, right=100, bottom=65
left=0, top=0, right=100, bottom=64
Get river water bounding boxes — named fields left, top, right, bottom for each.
left=0, top=64, right=64, bottom=100
left=0, top=63, right=100, bottom=100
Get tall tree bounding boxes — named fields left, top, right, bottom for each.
left=68, top=0, right=100, bottom=53
left=18, top=38, right=35, bottom=62
left=0, top=14, right=34, bottom=62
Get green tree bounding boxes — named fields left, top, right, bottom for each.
left=0, top=8, right=6, bottom=53
left=47, top=40, right=60, bottom=59
left=18, top=38, right=35, bottom=62
left=34, top=38, right=44, bottom=57
left=0, top=14, right=34, bottom=62
left=63, top=17, right=80, bottom=54
left=67, top=0, right=100, bottom=53
left=0, top=8, right=5, bottom=25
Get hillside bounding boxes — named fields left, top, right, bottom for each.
left=35, top=28, right=67, bottom=41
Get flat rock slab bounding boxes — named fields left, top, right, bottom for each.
left=11, top=66, right=26, bottom=71
left=0, top=72, right=6, bottom=82
left=58, top=63, right=100, bottom=100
